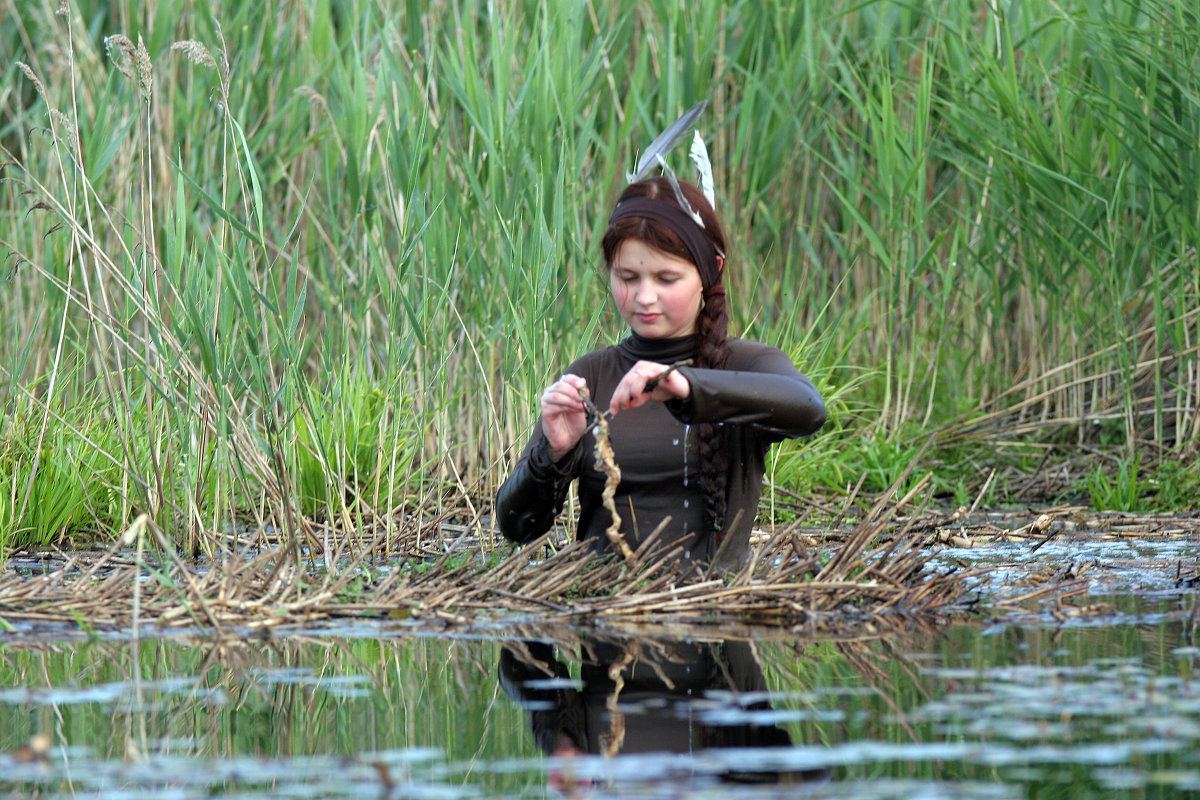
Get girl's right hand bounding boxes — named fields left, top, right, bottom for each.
left=541, top=373, right=590, bottom=461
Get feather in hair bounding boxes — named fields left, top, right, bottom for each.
left=656, top=156, right=705, bottom=227
left=689, top=131, right=715, bottom=209
left=627, top=100, right=708, bottom=183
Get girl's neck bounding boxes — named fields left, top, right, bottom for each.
left=617, top=331, right=695, bottom=363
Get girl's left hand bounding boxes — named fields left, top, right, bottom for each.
left=609, top=360, right=691, bottom=415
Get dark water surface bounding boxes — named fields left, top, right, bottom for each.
left=1, top=579, right=1197, bottom=798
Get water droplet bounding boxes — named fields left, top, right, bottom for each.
left=682, top=425, right=690, bottom=488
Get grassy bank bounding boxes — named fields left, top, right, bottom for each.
left=1, top=0, right=1197, bottom=553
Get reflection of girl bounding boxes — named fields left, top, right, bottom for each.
left=496, top=177, right=826, bottom=568
left=498, top=638, right=834, bottom=787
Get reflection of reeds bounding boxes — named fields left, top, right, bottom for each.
left=0, top=634, right=542, bottom=791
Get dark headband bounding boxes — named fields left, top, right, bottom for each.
left=608, top=196, right=721, bottom=287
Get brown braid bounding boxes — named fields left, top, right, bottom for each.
left=601, top=177, right=731, bottom=536
left=694, top=285, right=730, bottom=533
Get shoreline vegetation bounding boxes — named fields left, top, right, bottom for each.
left=4, top=496, right=1196, bottom=636
left=2, top=498, right=1196, bottom=635
left=1, top=0, right=1197, bottom=619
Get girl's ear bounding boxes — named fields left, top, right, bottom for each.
left=717, top=255, right=725, bottom=272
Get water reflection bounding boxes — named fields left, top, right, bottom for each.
left=499, top=636, right=834, bottom=788
left=0, top=597, right=1196, bottom=798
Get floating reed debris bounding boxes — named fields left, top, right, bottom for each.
left=3, top=492, right=1194, bottom=638
left=0, top=487, right=965, bottom=636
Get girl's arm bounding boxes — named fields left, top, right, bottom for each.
left=495, top=430, right=583, bottom=544
left=496, top=369, right=592, bottom=544
left=667, top=345, right=826, bottom=438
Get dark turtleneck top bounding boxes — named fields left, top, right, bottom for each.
left=494, top=332, right=826, bottom=568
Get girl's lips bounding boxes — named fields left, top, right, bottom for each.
left=636, top=313, right=660, bottom=322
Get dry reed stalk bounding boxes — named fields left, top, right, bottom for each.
left=939, top=306, right=1200, bottom=452
left=600, top=647, right=634, bottom=757
left=11, top=501, right=1182, bottom=635
left=578, top=389, right=635, bottom=565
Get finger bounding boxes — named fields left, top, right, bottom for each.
left=610, top=382, right=643, bottom=414
left=558, top=373, right=587, bottom=392
left=634, top=366, right=665, bottom=398
left=542, top=389, right=581, bottom=415
left=610, top=368, right=641, bottom=412
left=544, top=395, right=584, bottom=416
left=545, top=375, right=587, bottom=400
left=630, top=362, right=661, bottom=387
left=646, top=370, right=679, bottom=398
left=609, top=362, right=668, bottom=414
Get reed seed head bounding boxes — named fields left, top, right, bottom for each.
left=135, top=36, right=153, bottom=102
left=104, top=35, right=137, bottom=81
left=48, top=109, right=77, bottom=150
left=295, top=85, right=327, bottom=109
left=172, top=40, right=218, bottom=70
left=105, top=34, right=152, bottom=102
left=15, top=61, right=47, bottom=101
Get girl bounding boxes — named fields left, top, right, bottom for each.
left=495, top=177, right=826, bottom=569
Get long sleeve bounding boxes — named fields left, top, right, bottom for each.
left=494, top=429, right=584, bottom=544
left=668, top=346, right=826, bottom=438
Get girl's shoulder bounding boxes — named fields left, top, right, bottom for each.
left=724, top=337, right=797, bottom=370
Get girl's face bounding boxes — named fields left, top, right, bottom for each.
left=609, top=238, right=704, bottom=339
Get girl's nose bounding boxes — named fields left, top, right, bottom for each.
left=635, top=281, right=656, bottom=305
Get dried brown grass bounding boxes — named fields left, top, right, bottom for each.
left=937, top=305, right=1200, bottom=456
left=0, top=479, right=984, bottom=635
left=5, top=495, right=1195, bottom=638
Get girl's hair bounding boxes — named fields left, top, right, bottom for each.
left=601, top=177, right=732, bottom=537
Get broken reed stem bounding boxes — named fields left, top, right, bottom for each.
left=0, top=523, right=971, bottom=633
left=3, top=501, right=1155, bottom=635
left=578, top=387, right=636, bottom=566
left=642, top=358, right=693, bottom=392
left=571, top=358, right=692, bottom=568
left=601, top=647, right=634, bottom=757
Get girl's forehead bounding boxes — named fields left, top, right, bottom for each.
left=613, top=238, right=697, bottom=271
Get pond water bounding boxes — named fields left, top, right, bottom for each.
left=1, top=586, right=1196, bottom=799
left=2, top=527, right=1198, bottom=799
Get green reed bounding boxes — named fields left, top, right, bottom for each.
left=1, top=0, right=1197, bottom=550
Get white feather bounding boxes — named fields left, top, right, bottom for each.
left=689, top=131, right=715, bottom=209
left=658, top=155, right=705, bottom=227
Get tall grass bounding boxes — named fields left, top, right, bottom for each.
left=1, top=0, right=1197, bottom=551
